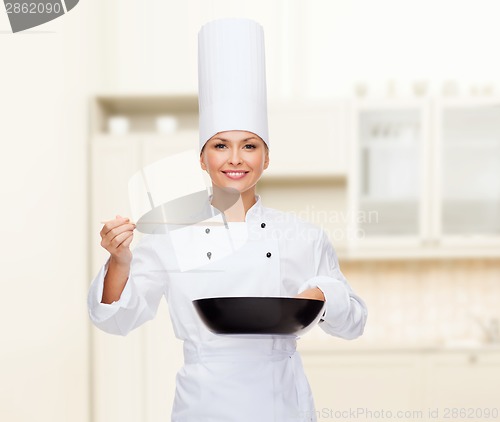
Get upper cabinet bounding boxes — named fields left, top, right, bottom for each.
left=348, top=98, right=500, bottom=257
left=434, top=99, right=500, bottom=243
left=350, top=100, right=428, bottom=241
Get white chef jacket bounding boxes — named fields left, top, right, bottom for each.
left=87, top=194, right=367, bottom=421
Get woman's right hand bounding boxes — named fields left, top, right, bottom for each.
left=100, top=215, right=136, bottom=266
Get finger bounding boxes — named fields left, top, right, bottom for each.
left=100, top=216, right=131, bottom=236
left=109, top=231, right=133, bottom=250
left=115, top=215, right=137, bottom=224
left=101, top=224, right=135, bottom=249
left=101, top=221, right=135, bottom=239
left=121, top=232, right=134, bottom=248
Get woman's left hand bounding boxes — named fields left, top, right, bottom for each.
left=295, top=287, right=325, bottom=301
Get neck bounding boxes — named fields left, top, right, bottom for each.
left=210, top=186, right=256, bottom=222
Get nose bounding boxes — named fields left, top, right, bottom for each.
left=228, top=147, right=243, bottom=165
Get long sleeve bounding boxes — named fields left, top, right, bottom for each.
left=87, top=235, right=168, bottom=336
left=298, top=229, right=367, bottom=340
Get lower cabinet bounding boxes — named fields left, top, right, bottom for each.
left=300, top=349, right=500, bottom=422
left=423, top=352, right=500, bottom=411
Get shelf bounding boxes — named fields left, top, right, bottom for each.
left=443, top=139, right=500, bottom=148
left=90, top=94, right=199, bottom=136
left=336, top=246, right=500, bottom=262
left=93, top=93, right=198, bottom=114
left=90, top=129, right=199, bottom=141
left=259, top=171, right=346, bottom=183
left=299, top=342, right=500, bottom=354
left=352, top=98, right=429, bottom=110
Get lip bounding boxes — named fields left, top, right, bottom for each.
left=222, top=170, right=249, bottom=180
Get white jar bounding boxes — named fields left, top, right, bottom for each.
left=107, top=115, right=129, bottom=135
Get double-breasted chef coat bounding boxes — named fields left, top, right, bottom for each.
left=87, top=194, right=368, bottom=422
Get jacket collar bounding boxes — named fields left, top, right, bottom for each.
left=245, top=194, right=263, bottom=222
left=208, top=193, right=263, bottom=223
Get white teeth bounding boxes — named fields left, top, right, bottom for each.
left=225, top=172, right=246, bottom=176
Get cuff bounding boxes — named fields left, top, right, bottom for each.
left=298, top=276, right=351, bottom=326
left=87, top=258, right=133, bottom=323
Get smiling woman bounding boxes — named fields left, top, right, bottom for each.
left=200, top=130, right=270, bottom=216
left=87, top=17, right=367, bottom=422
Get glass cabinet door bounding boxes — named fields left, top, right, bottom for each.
left=440, top=104, right=500, bottom=237
left=356, top=108, right=424, bottom=238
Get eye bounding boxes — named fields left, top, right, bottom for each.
left=214, top=143, right=227, bottom=149
left=244, top=144, right=257, bottom=149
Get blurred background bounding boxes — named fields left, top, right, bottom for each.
left=1, top=0, right=500, bottom=421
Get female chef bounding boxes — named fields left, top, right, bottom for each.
left=88, top=18, right=367, bottom=422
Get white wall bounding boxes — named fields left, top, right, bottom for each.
left=0, top=2, right=100, bottom=421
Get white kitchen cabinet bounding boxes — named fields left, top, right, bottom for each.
left=89, top=133, right=150, bottom=422
left=348, top=100, right=429, bottom=247
left=433, top=99, right=500, bottom=246
left=301, top=348, right=500, bottom=422
left=348, top=98, right=500, bottom=257
left=89, top=95, right=199, bottom=422
left=423, top=351, right=500, bottom=412
left=90, top=133, right=155, bottom=422
left=302, top=352, right=423, bottom=420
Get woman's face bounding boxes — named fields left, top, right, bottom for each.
left=200, top=130, right=269, bottom=195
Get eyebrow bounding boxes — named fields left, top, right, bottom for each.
left=211, top=137, right=259, bottom=142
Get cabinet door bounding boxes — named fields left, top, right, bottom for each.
left=90, top=132, right=196, bottom=422
left=424, top=352, right=500, bottom=412
left=143, top=302, right=183, bottom=422
left=348, top=101, right=430, bottom=248
left=434, top=100, right=500, bottom=245
left=301, top=352, right=423, bottom=421
left=90, top=134, right=148, bottom=422
left=140, top=130, right=200, bottom=422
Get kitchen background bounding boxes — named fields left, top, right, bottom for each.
left=1, top=1, right=500, bottom=421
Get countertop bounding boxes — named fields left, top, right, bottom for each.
left=297, top=338, right=500, bottom=354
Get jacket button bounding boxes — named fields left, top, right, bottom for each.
left=261, top=222, right=266, bottom=228
left=205, top=228, right=210, bottom=234
left=266, top=252, right=272, bottom=258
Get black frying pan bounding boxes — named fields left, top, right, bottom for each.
left=193, top=296, right=325, bottom=335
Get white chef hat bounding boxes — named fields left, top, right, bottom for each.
left=198, top=17, right=269, bottom=153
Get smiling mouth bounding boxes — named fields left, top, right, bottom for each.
left=222, top=171, right=249, bottom=180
